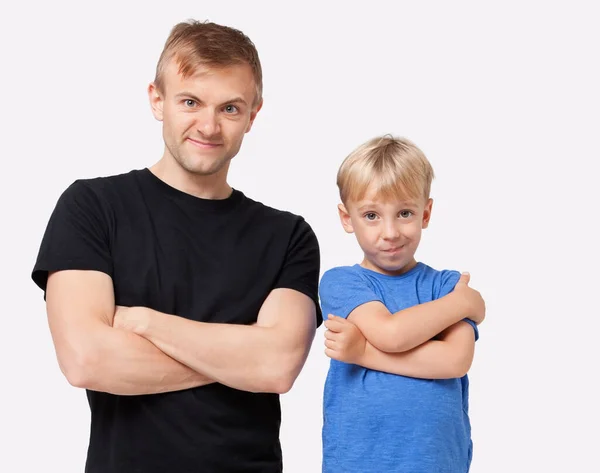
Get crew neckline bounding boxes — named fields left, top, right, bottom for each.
left=139, top=167, right=244, bottom=212
left=354, top=262, right=424, bottom=279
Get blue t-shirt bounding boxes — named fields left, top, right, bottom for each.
left=320, top=262, right=479, bottom=473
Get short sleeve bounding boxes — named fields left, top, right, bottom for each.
left=273, top=218, right=322, bottom=326
left=31, top=180, right=114, bottom=296
left=319, top=267, right=384, bottom=320
left=436, top=270, right=479, bottom=341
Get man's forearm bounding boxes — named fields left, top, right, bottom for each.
left=79, top=325, right=214, bottom=395
left=134, top=308, right=300, bottom=394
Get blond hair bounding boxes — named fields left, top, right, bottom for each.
left=154, top=20, right=263, bottom=104
left=337, top=135, right=434, bottom=204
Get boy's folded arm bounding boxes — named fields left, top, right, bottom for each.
left=347, top=291, right=471, bottom=353
left=358, top=320, right=475, bottom=379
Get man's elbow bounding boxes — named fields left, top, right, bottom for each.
left=257, top=354, right=304, bottom=394
left=58, top=347, right=100, bottom=389
left=270, top=375, right=296, bottom=394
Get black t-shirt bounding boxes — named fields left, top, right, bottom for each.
left=32, top=168, right=322, bottom=473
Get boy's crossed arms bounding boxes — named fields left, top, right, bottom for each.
left=324, top=272, right=484, bottom=379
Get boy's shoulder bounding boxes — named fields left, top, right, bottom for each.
left=320, top=264, right=364, bottom=283
left=418, top=262, right=462, bottom=298
left=319, top=265, right=370, bottom=294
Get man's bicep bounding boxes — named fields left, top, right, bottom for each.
left=256, top=288, right=316, bottom=336
left=46, top=270, right=115, bottom=377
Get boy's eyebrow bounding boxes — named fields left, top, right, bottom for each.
left=356, top=200, right=419, bottom=211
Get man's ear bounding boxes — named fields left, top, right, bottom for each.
left=338, top=203, right=354, bottom=233
left=148, top=83, right=164, bottom=121
left=245, top=98, right=263, bottom=133
left=422, top=198, right=433, bottom=229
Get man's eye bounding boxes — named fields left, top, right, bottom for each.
left=184, top=99, right=196, bottom=107
left=224, top=105, right=238, bottom=113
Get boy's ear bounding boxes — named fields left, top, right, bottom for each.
left=338, top=203, right=355, bottom=233
left=422, top=198, right=433, bottom=229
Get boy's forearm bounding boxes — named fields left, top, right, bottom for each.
left=359, top=338, right=468, bottom=379
left=383, top=292, right=470, bottom=352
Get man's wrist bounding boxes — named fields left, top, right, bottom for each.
left=130, top=307, right=153, bottom=336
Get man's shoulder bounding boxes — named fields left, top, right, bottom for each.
left=69, top=169, right=141, bottom=193
left=240, top=192, right=314, bottom=234
left=60, top=169, right=143, bottom=208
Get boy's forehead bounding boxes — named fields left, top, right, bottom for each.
left=359, top=187, right=421, bottom=206
left=350, top=196, right=422, bottom=209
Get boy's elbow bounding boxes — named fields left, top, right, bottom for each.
left=449, top=353, right=474, bottom=378
left=371, top=333, right=412, bottom=353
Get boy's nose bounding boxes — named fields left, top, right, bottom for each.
left=382, top=222, right=401, bottom=240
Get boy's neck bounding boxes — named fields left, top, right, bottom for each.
left=360, top=257, right=418, bottom=276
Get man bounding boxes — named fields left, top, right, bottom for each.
left=32, top=20, right=321, bottom=473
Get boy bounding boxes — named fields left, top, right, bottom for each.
left=320, top=135, right=485, bottom=472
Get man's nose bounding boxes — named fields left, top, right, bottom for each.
left=197, top=109, right=220, bottom=137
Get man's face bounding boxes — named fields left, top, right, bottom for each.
left=338, top=186, right=433, bottom=275
left=149, top=60, right=261, bottom=177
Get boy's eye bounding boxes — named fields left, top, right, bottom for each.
left=224, top=105, right=238, bottom=113
left=399, top=210, right=413, bottom=218
left=365, top=212, right=377, bottom=220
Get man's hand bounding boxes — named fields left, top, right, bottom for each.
left=113, top=306, right=150, bottom=335
left=453, top=272, right=486, bottom=325
left=324, top=315, right=367, bottom=364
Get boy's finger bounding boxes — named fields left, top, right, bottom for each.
left=456, top=272, right=470, bottom=286
left=325, top=318, right=345, bottom=332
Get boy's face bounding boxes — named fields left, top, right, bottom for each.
left=338, top=187, right=432, bottom=276
left=148, top=60, right=262, bottom=178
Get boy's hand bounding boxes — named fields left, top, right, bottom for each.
left=454, top=272, right=486, bottom=325
left=324, top=314, right=367, bottom=364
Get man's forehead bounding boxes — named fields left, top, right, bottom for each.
left=163, top=59, right=256, bottom=98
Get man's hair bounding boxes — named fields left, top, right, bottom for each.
left=154, top=19, right=263, bottom=104
left=337, top=135, right=435, bottom=204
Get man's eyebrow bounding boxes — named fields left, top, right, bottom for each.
left=174, top=92, right=203, bottom=102
left=174, top=93, right=248, bottom=107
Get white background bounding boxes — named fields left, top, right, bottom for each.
left=1, top=1, right=599, bottom=472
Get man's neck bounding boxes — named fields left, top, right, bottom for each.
left=149, top=159, right=232, bottom=200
